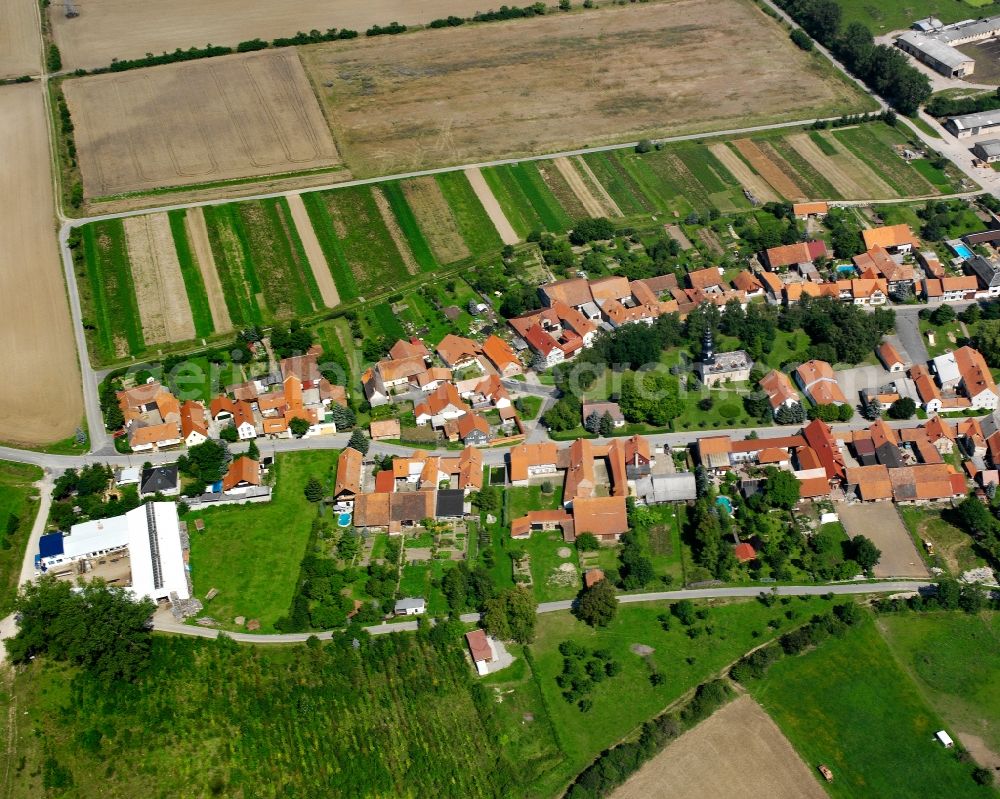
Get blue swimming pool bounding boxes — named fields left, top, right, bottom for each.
left=952, top=243, right=973, bottom=260
left=338, top=512, right=352, bottom=527
left=716, top=496, right=733, bottom=514
left=835, top=264, right=856, bottom=276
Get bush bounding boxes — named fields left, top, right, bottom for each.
left=47, top=44, right=62, bottom=72
left=790, top=28, right=813, bottom=50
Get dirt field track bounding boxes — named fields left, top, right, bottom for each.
left=50, top=0, right=495, bottom=72
left=0, top=0, right=40, bottom=78
left=65, top=48, right=341, bottom=197
left=286, top=194, right=339, bottom=308
left=185, top=208, right=232, bottom=334
left=611, top=696, right=827, bottom=799
left=302, top=0, right=867, bottom=176
left=464, top=168, right=519, bottom=245
left=0, top=86, right=82, bottom=445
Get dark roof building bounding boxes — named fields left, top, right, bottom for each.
left=436, top=489, right=466, bottom=519
left=140, top=465, right=179, bottom=497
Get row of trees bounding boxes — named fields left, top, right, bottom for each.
left=777, top=0, right=931, bottom=114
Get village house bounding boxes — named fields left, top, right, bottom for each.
left=923, top=276, right=979, bottom=302
left=966, top=255, right=1000, bottom=297
left=762, top=240, right=827, bottom=272
left=481, top=335, right=523, bottom=377
left=369, top=418, right=401, bottom=441
left=731, top=271, right=764, bottom=298
left=862, top=224, right=919, bottom=254
left=794, top=360, right=847, bottom=406
left=581, top=401, right=626, bottom=429
left=876, top=342, right=906, bottom=373
left=334, top=447, right=364, bottom=504
left=222, top=457, right=262, bottom=496
left=759, top=369, right=800, bottom=416
left=466, top=629, right=495, bottom=675
left=180, top=400, right=209, bottom=447
left=792, top=201, right=829, bottom=219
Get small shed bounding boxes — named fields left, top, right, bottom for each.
left=395, top=597, right=426, bottom=616
left=936, top=730, right=955, bottom=748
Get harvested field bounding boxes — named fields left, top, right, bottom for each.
left=552, top=157, right=606, bottom=218
left=123, top=214, right=196, bottom=345
left=286, top=193, right=339, bottom=308
left=372, top=187, right=420, bottom=276
left=0, top=0, right=40, bottom=78
left=464, top=168, right=519, bottom=246
left=611, top=696, right=826, bottom=799
left=50, top=0, right=496, bottom=72
left=65, top=48, right=341, bottom=197
left=537, top=160, right=589, bottom=222
left=400, top=177, right=470, bottom=264
left=575, top=156, right=623, bottom=217
left=708, top=143, right=780, bottom=203
left=785, top=132, right=895, bottom=199
left=0, top=85, right=82, bottom=444
left=302, top=0, right=870, bottom=176
left=184, top=208, right=232, bottom=333
left=733, top=139, right=806, bottom=200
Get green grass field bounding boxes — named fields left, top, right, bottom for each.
left=201, top=203, right=264, bottom=327
left=512, top=598, right=831, bottom=796
left=833, top=125, right=939, bottom=196
left=0, top=461, right=42, bottom=614
left=483, top=162, right=572, bottom=236
left=833, top=0, right=992, bottom=32
left=5, top=632, right=529, bottom=799
left=582, top=151, right=657, bottom=216
left=435, top=171, right=504, bottom=254
left=381, top=181, right=439, bottom=273
left=370, top=301, right=407, bottom=342
left=167, top=210, right=214, bottom=338
left=80, top=219, right=144, bottom=360
left=752, top=616, right=993, bottom=799
left=302, top=186, right=411, bottom=301
left=880, top=611, right=1000, bottom=758
left=186, top=451, right=338, bottom=631
left=237, top=199, right=323, bottom=317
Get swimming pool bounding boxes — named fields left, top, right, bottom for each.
left=835, top=264, right=856, bottom=276
left=338, top=511, right=352, bottom=527
left=716, top=495, right=734, bottom=514
left=951, top=243, right=973, bottom=260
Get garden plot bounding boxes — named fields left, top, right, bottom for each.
left=552, top=157, right=607, bottom=218
left=303, top=0, right=869, bottom=176
left=65, top=48, right=341, bottom=197
left=183, top=207, right=233, bottom=333
left=400, top=176, right=470, bottom=264
left=785, top=132, right=895, bottom=199
left=464, top=168, right=519, bottom=245
left=708, top=143, right=779, bottom=203
left=123, top=214, right=196, bottom=345
left=285, top=193, right=339, bottom=308
left=537, top=159, right=589, bottom=221
left=732, top=139, right=807, bottom=200
left=574, top=156, right=624, bottom=217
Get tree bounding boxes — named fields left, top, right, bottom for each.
left=329, top=404, right=356, bottom=430
left=849, top=535, right=881, bottom=575
left=104, top=403, right=125, bottom=432
left=348, top=429, right=370, bottom=455
left=599, top=412, right=615, bottom=437
left=930, top=303, right=956, bottom=325
left=304, top=477, right=324, bottom=503
left=775, top=402, right=806, bottom=425
left=575, top=532, right=600, bottom=551
left=764, top=467, right=800, bottom=509
left=289, top=417, right=310, bottom=438
left=860, top=396, right=882, bottom=421
left=483, top=586, right=537, bottom=643
left=671, top=599, right=697, bottom=626
left=46, top=43, right=62, bottom=72
left=218, top=424, right=239, bottom=443
left=583, top=411, right=601, bottom=434
left=180, top=439, right=229, bottom=484
left=575, top=578, right=618, bottom=627
left=887, top=397, right=916, bottom=419
left=955, top=495, right=999, bottom=537
left=8, top=576, right=155, bottom=682
left=246, top=439, right=260, bottom=461
left=472, top=485, right=501, bottom=514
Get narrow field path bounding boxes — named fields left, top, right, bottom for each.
left=553, top=156, right=605, bottom=218
left=574, top=155, right=623, bottom=216
left=463, top=167, right=519, bottom=245
left=286, top=192, right=339, bottom=308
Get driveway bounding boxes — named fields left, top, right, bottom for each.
left=835, top=363, right=893, bottom=405
left=894, top=308, right=929, bottom=366
left=835, top=501, right=930, bottom=579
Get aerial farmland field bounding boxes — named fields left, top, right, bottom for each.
left=301, top=0, right=873, bottom=176
left=0, top=0, right=40, bottom=78
left=0, top=85, right=82, bottom=445
left=49, top=0, right=498, bottom=72
left=64, top=48, right=342, bottom=197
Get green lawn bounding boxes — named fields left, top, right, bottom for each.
left=435, top=171, right=504, bottom=254
left=911, top=158, right=953, bottom=188
left=398, top=559, right=449, bottom=614
left=507, top=484, right=563, bottom=521
left=833, top=0, right=992, bottom=32
left=920, top=316, right=964, bottom=357
left=521, top=530, right=580, bottom=603
left=168, top=209, right=214, bottom=337
left=518, top=598, right=831, bottom=796
left=481, top=162, right=572, bottom=237
left=0, top=461, right=42, bottom=614
left=631, top=503, right=685, bottom=583
left=879, top=611, right=1000, bottom=757
left=186, top=451, right=339, bottom=631
left=370, top=301, right=407, bottom=341
left=79, top=219, right=144, bottom=361
left=752, top=616, right=993, bottom=799
left=516, top=395, right=543, bottom=421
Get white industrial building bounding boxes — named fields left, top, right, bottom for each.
left=897, top=15, right=1000, bottom=79
left=38, top=502, right=190, bottom=603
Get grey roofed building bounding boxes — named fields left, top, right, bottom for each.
left=875, top=443, right=905, bottom=470
left=394, top=597, right=426, bottom=615
left=945, top=110, right=1000, bottom=138
left=897, top=31, right=974, bottom=77
left=139, top=465, right=179, bottom=497
left=973, top=139, right=1000, bottom=163
left=980, top=410, right=1000, bottom=439
left=634, top=473, right=696, bottom=505
left=435, top=488, right=466, bottom=518
left=966, top=255, right=1000, bottom=290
